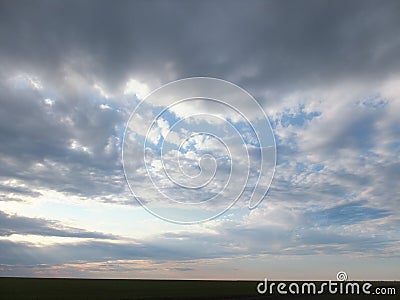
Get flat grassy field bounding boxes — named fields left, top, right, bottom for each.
left=0, top=277, right=399, bottom=299
left=0, top=278, right=257, bottom=300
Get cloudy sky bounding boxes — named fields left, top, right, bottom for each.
left=0, top=0, right=400, bottom=280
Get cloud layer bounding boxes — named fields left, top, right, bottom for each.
left=0, top=0, right=399, bottom=279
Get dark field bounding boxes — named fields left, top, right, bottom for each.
left=0, top=277, right=399, bottom=299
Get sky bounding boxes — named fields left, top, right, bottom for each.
left=0, top=0, right=399, bottom=280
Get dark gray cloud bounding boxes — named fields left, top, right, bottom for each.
left=0, top=210, right=116, bottom=239
left=0, top=0, right=399, bottom=199
left=0, top=183, right=41, bottom=198
left=1, top=0, right=399, bottom=94
left=0, top=76, right=127, bottom=198
left=0, top=238, right=203, bottom=266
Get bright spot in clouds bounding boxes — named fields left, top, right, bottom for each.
left=124, top=78, right=150, bottom=100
